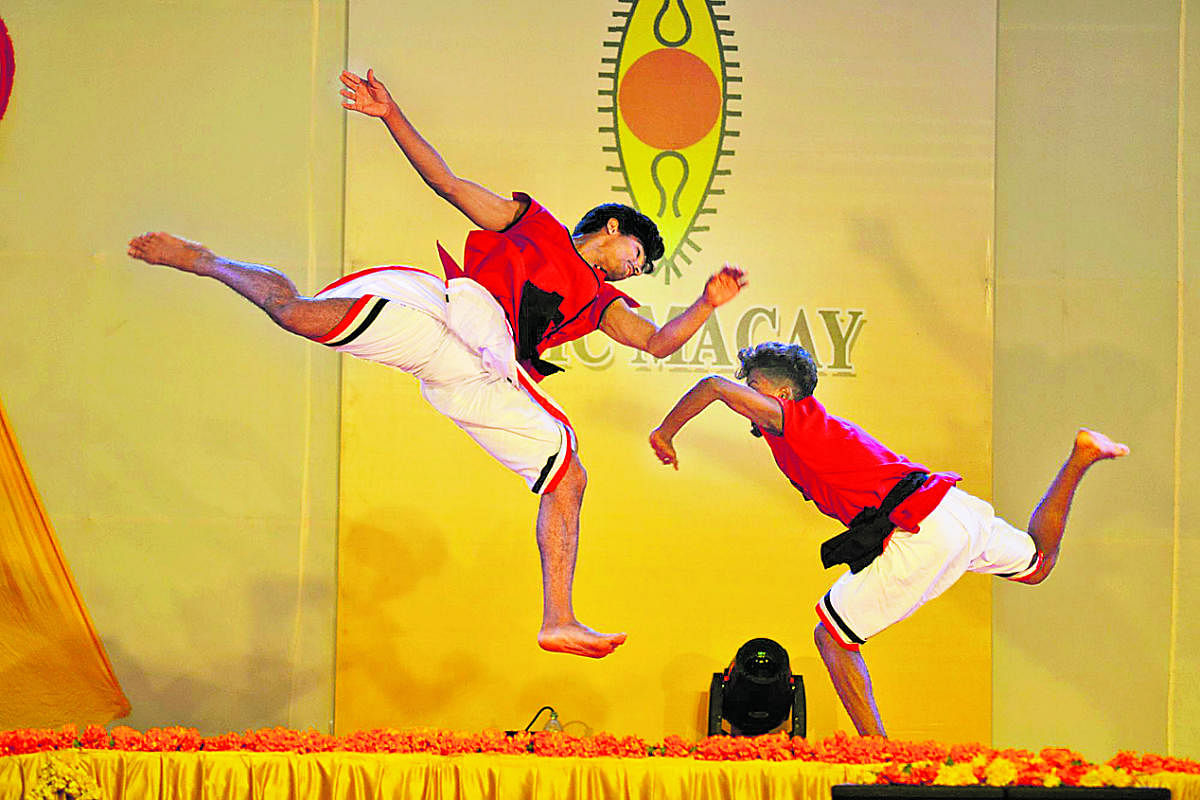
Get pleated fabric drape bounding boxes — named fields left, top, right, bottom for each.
left=0, top=751, right=890, bottom=800
left=2, top=751, right=1197, bottom=800
left=0, top=397, right=130, bottom=728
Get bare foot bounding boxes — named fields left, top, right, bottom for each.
left=127, top=232, right=215, bottom=274
left=1074, top=429, right=1130, bottom=464
left=537, top=622, right=627, bottom=659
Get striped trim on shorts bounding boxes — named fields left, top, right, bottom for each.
left=312, top=295, right=390, bottom=347
left=310, top=268, right=577, bottom=496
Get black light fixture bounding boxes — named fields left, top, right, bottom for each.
left=708, top=637, right=806, bottom=737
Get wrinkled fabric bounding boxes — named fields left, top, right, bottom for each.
left=437, top=192, right=638, bottom=381
left=0, top=398, right=129, bottom=728
left=0, top=750, right=900, bottom=800
left=3, top=751, right=1194, bottom=800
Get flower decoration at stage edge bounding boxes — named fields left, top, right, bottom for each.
left=30, top=752, right=102, bottom=800
left=2, top=724, right=1199, bottom=790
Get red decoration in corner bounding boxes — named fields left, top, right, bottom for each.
left=0, top=17, right=13, bottom=121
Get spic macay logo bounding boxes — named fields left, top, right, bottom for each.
left=600, top=0, right=740, bottom=284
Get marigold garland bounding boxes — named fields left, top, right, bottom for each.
left=2, top=725, right=1198, bottom=789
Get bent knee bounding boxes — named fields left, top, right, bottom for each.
left=1014, top=552, right=1057, bottom=585
left=1019, top=565, right=1051, bottom=585
left=554, top=456, right=588, bottom=496
left=814, top=622, right=835, bottom=652
left=275, top=297, right=355, bottom=338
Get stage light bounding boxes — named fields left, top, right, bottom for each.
left=708, top=637, right=806, bottom=737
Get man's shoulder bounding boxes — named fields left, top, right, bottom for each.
left=596, top=281, right=639, bottom=308
left=503, top=193, right=566, bottom=236
left=782, top=395, right=825, bottom=421
left=775, top=395, right=839, bottom=441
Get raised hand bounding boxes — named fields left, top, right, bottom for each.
left=703, top=263, right=748, bottom=308
left=340, top=69, right=395, bottom=118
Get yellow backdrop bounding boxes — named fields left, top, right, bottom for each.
left=334, top=0, right=995, bottom=743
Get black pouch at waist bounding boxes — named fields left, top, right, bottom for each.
left=819, top=470, right=929, bottom=573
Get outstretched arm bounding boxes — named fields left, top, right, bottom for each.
left=649, top=375, right=783, bottom=469
left=340, top=69, right=526, bottom=231
left=600, top=264, right=747, bottom=358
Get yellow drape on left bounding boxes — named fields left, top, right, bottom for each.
left=0, top=397, right=130, bottom=727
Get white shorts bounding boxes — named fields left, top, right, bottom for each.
left=312, top=267, right=576, bottom=494
left=815, top=487, right=1040, bottom=650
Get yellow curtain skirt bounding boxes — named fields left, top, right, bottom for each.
left=2, top=750, right=1198, bottom=800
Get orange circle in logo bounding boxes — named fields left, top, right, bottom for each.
left=618, top=48, right=720, bottom=151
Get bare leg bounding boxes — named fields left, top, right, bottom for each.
left=814, top=623, right=886, bottom=736
left=127, top=232, right=353, bottom=337
left=1020, top=428, right=1129, bottom=583
left=534, top=455, right=627, bottom=658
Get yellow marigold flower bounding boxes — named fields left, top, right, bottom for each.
left=1080, top=766, right=1134, bottom=788
left=33, top=753, right=102, bottom=800
left=1043, top=773, right=1062, bottom=788
left=845, top=765, right=883, bottom=784
left=984, top=758, right=1019, bottom=786
left=936, top=763, right=979, bottom=786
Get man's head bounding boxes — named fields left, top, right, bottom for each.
left=735, top=342, right=819, bottom=401
left=573, top=203, right=665, bottom=281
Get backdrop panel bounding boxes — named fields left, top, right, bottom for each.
left=336, top=0, right=996, bottom=742
left=993, top=0, right=1195, bottom=759
left=0, top=0, right=346, bottom=733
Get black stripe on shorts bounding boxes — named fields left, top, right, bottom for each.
left=821, top=591, right=866, bottom=645
left=327, top=297, right=389, bottom=348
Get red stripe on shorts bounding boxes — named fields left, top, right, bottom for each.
left=516, top=369, right=576, bottom=495
left=313, top=295, right=372, bottom=344
left=815, top=601, right=861, bottom=652
left=1008, top=551, right=1045, bottom=584
left=318, top=265, right=440, bottom=295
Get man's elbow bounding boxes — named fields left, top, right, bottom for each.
left=694, top=375, right=728, bottom=396
left=422, top=167, right=463, bottom=201
left=430, top=178, right=460, bottom=202
left=645, top=341, right=678, bottom=360
left=643, top=334, right=685, bottom=360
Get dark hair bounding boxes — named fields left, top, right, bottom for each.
left=573, top=203, right=665, bottom=274
left=735, top=342, right=819, bottom=399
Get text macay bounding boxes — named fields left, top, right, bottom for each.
left=541, top=306, right=867, bottom=375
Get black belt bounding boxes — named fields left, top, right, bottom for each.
left=820, top=471, right=929, bottom=573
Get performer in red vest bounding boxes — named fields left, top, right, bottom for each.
left=650, top=342, right=1127, bottom=733
left=127, top=68, right=746, bottom=659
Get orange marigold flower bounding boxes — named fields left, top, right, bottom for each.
left=658, top=735, right=692, bottom=758
left=77, top=725, right=111, bottom=750
left=947, top=742, right=990, bottom=764
left=1040, top=746, right=1087, bottom=767
left=532, top=731, right=586, bottom=758
left=1056, top=763, right=1090, bottom=786
left=752, top=733, right=794, bottom=761
left=476, top=729, right=527, bottom=755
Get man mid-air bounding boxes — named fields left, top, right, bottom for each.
left=128, top=68, right=746, bottom=659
